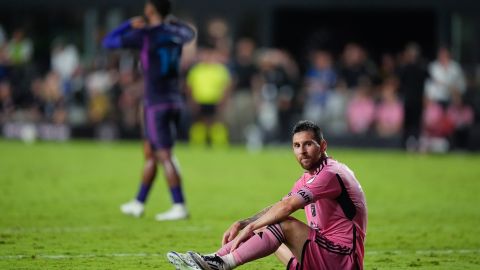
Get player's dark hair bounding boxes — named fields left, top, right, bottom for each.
left=292, top=120, right=324, bottom=143
left=149, top=0, right=171, bottom=17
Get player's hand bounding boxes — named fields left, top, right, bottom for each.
left=230, top=224, right=255, bottom=252
left=130, top=16, right=146, bottom=29
left=222, top=221, right=241, bottom=245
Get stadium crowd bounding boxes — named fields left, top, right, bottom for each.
left=0, top=19, right=479, bottom=151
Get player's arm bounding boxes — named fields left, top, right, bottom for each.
left=222, top=205, right=273, bottom=245
left=238, top=205, right=273, bottom=228
left=159, top=21, right=196, bottom=45
left=102, top=17, right=144, bottom=49
left=231, top=195, right=306, bottom=250
left=248, top=195, right=305, bottom=230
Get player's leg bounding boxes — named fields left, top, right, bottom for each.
left=120, top=140, right=157, bottom=217
left=187, top=218, right=310, bottom=270
left=274, top=244, right=294, bottom=266
left=154, top=108, right=188, bottom=221
left=154, top=147, right=188, bottom=221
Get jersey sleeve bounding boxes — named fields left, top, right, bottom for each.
left=102, top=20, right=143, bottom=49
left=158, top=21, right=196, bottom=45
left=294, top=168, right=341, bottom=204
left=282, top=178, right=303, bottom=201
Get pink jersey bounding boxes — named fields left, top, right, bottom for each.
left=285, top=158, right=367, bottom=267
left=347, top=96, right=375, bottom=134
left=375, top=100, right=404, bottom=130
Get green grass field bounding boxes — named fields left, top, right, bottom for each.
left=1, top=139, right=479, bottom=269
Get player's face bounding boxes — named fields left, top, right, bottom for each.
left=292, top=131, right=323, bottom=171
left=144, top=2, right=156, bottom=20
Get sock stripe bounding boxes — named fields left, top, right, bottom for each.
left=270, top=224, right=285, bottom=242
left=266, top=227, right=282, bottom=243
left=266, top=224, right=285, bottom=243
left=268, top=224, right=285, bottom=242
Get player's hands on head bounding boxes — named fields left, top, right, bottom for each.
left=130, top=16, right=147, bottom=29
left=222, top=221, right=242, bottom=245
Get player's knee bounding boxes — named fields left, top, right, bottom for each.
left=156, top=149, right=172, bottom=163
left=280, top=217, right=305, bottom=235
left=279, top=217, right=301, bottom=235
left=145, top=154, right=157, bottom=165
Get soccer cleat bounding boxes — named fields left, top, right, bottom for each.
left=120, top=199, right=144, bottom=218
left=188, top=251, right=230, bottom=270
left=167, top=251, right=201, bottom=270
left=155, top=204, right=189, bottom=221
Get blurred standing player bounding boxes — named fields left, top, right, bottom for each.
left=103, top=0, right=195, bottom=221
left=167, top=120, right=367, bottom=270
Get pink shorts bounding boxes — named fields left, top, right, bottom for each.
left=286, top=229, right=360, bottom=270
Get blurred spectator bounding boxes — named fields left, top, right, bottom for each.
left=346, top=77, right=375, bottom=134
left=6, top=28, right=33, bottom=66
left=42, top=72, right=67, bottom=124
left=0, top=44, right=7, bottom=82
left=27, top=77, right=46, bottom=122
left=323, top=79, right=349, bottom=135
left=0, top=24, right=6, bottom=82
left=205, top=17, right=231, bottom=62
left=65, top=66, right=88, bottom=126
left=114, top=69, right=143, bottom=133
left=378, top=53, right=397, bottom=83
left=375, top=77, right=404, bottom=137
left=447, top=91, right=474, bottom=149
left=254, top=49, right=298, bottom=143
left=51, top=38, right=80, bottom=100
left=425, top=46, right=466, bottom=107
left=0, top=24, right=6, bottom=47
left=187, top=47, right=231, bottom=147
left=397, top=43, right=429, bottom=150
left=302, top=49, right=336, bottom=126
left=274, top=49, right=300, bottom=142
left=464, top=73, right=480, bottom=124
left=421, top=99, right=454, bottom=153
left=225, top=37, right=258, bottom=143
left=421, top=46, right=466, bottom=152
left=464, top=73, right=480, bottom=150
left=338, top=43, right=377, bottom=89
left=0, top=81, right=14, bottom=123
left=85, top=64, right=114, bottom=125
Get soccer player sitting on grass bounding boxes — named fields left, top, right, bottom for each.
left=167, top=120, right=367, bottom=269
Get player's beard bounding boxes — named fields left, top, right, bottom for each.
left=299, top=155, right=321, bottom=171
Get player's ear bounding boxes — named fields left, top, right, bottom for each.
left=320, top=139, right=327, bottom=152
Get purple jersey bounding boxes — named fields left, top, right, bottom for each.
left=285, top=158, right=367, bottom=267
left=103, top=19, right=195, bottom=106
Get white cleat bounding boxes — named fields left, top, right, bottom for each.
left=188, top=251, right=230, bottom=270
left=120, top=199, right=144, bottom=218
left=167, top=251, right=201, bottom=270
left=155, top=204, right=189, bottom=221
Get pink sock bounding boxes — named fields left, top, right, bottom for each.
left=216, top=232, right=254, bottom=256
left=216, top=241, right=235, bottom=256
left=231, top=224, right=285, bottom=265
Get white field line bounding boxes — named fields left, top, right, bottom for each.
left=0, top=225, right=211, bottom=234
left=0, top=253, right=163, bottom=260
left=0, top=249, right=479, bottom=260
left=0, top=226, right=114, bottom=234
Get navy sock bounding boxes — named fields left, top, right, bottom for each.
left=170, top=186, right=185, bottom=204
left=136, top=183, right=152, bottom=203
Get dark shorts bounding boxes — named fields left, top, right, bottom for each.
left=286, top=229, right=359, bottom=270
left=199, top=104, right=217, bottom=118
left=143, top=104, right=181, bottom=150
